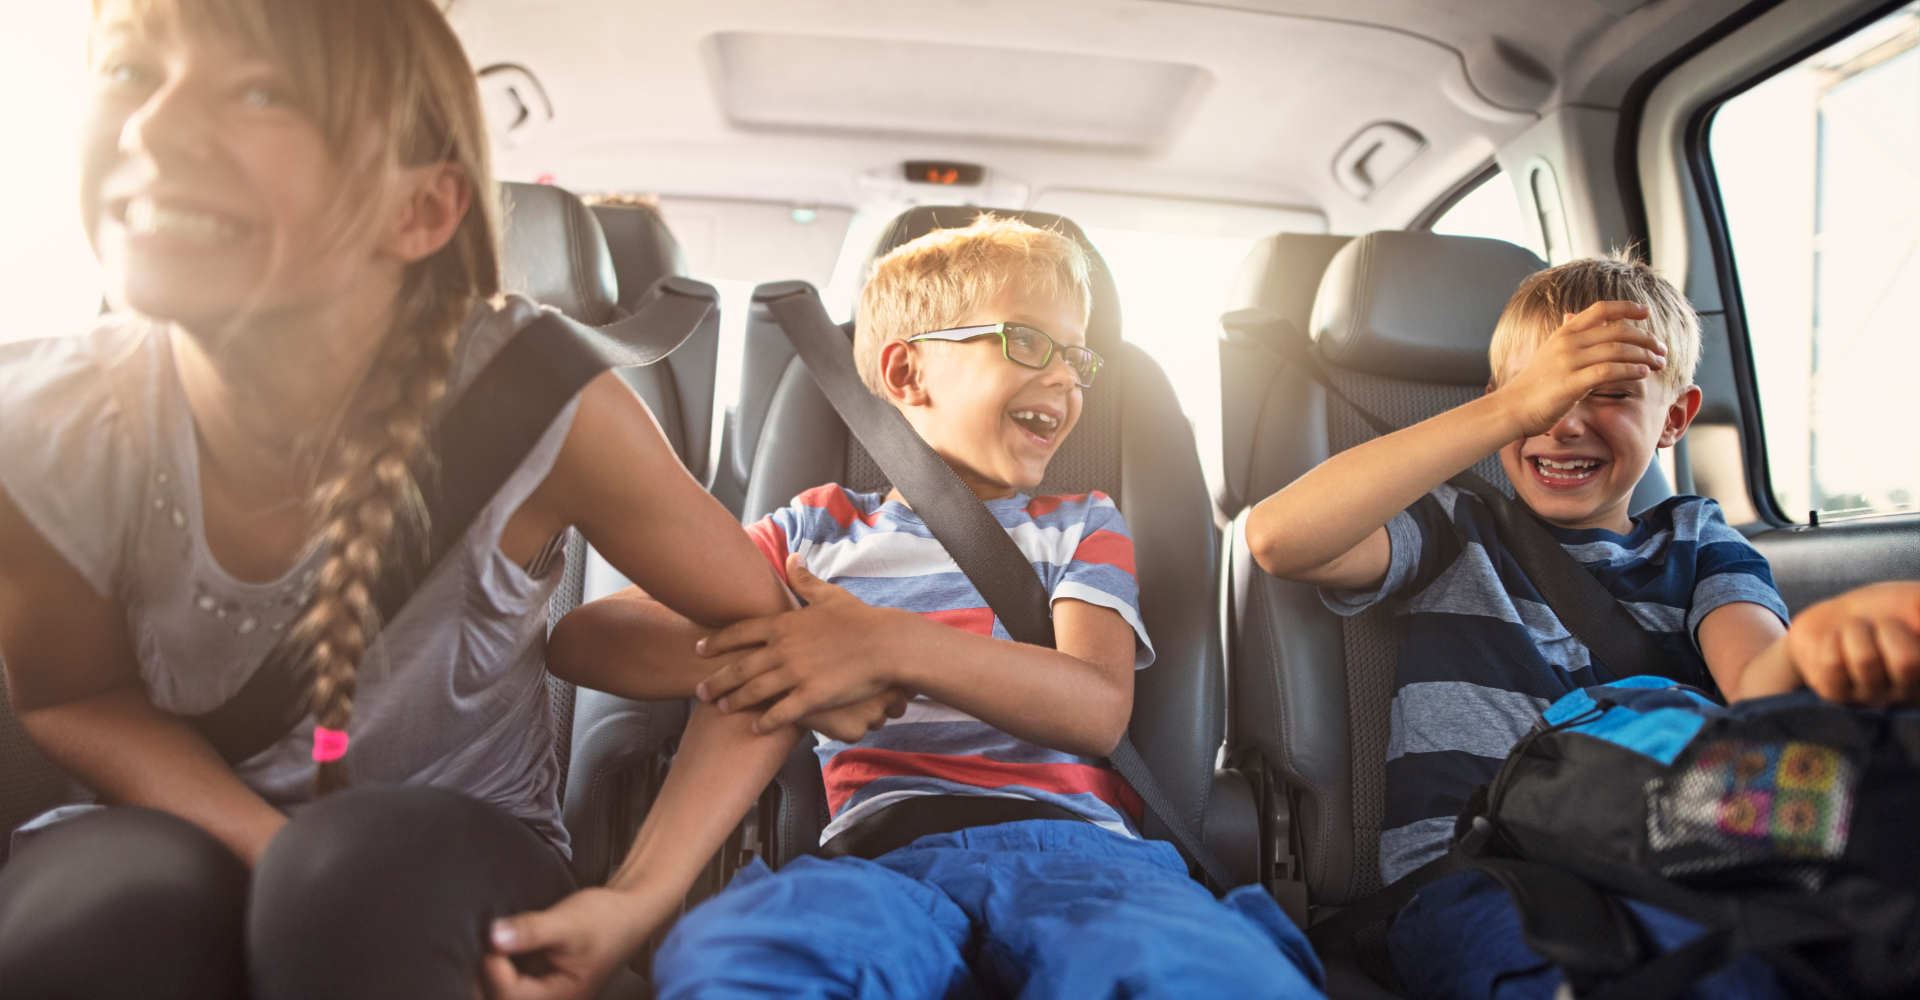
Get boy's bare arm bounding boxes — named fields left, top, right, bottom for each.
left=695, top=555, right=1136, bottom=758
left=548, top=586, right=749, bottom=700
left=1734, top=581, right=1920, bottom=704
left=1696, top=601, right=1788, bottom=697
left=1245, top=300, right=1664, bottom=589
left=548, top=587, right=909, bottom=743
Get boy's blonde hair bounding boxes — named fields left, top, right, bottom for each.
left=1489, top=254, right=1699, bottom=396
left=855, top=214, right=1092, bottom=395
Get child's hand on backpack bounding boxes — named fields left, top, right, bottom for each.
left=1493, top=300, right=1666, bottom=437
left=1737, top=581, right=1920, bottom=704
left=693, top=553, right=926, bottom=734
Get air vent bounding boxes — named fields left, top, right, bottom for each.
left=1332, top=122, right=1426, bottom=200
left=707, top=32, right=1210, bottom=151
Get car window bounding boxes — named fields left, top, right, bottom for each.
left=1429, top=169, right=1536, bottom=255
left=1710, top=2, right=1920, bottom=523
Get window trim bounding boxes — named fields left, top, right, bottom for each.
left=1408, top=160, right=1501, bottom=232
left=1684, top=0, right=1916, bottom=526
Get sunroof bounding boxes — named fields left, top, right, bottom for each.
left=706, top=31, right=1211, bottom=151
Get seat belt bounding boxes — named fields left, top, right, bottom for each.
left=185, top=277, right=720, bottom=765
left=1220, top=308, right=1689, bottom=688
left=755, top=280, right=1241, bottom=893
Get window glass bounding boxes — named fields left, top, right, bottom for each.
left=1711, top=3, right=1920, bottom=522
left=1429, top=170, right=1537, bottom=255
left=1083, top=227, right=1258, bottom=496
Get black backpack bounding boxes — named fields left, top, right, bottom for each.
left=1322, top=677, right=1920, bottom=1000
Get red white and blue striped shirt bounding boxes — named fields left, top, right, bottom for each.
left=745, top=485, right=1155, bottom=842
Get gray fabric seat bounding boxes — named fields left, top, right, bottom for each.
left=1216, top=231, right=1672, bottom=993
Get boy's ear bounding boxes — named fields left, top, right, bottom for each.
left=1659, top=384, right=1704, bottom=449
left=877, top=339, right=932, bottom=408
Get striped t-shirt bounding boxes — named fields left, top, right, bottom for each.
left=1322, top=487, right=1789, bottom=884
left=745, top=485, right=1155, bottom=842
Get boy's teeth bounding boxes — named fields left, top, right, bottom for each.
left=1535, top=457, right=1600, bottom=481
left=124, top=198, right=244, bottom=247
left=1011, top=409, right=1057, bottom=428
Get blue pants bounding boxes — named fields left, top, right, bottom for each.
left=653, top=819, right=1325, bottom=999
left=1386, top=871, right=1799, bottom=1000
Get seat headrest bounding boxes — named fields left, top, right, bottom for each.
left=1309, top=231, right=1544, bottom=386
left=590, top=203, right=689, bottom=313
left=499, top=181, right=620, bottom=326
left=861, top=206, right=1122, bottom=359
left=1223, top=233, right=1353, bottom=339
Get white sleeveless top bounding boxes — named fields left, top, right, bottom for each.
left=0, top=295, right=577, bottom=853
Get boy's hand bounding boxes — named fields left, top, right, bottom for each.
left=482, top=883, right=676, bottom=1000
left=695, top=553, right=921, bottom=733
left=1494, top=301, right=1666, bottom=437
left=1739, top=581, right=1920, bottom=704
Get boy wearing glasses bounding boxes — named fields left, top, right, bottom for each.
left=555, top=216, right=1321, bottom=998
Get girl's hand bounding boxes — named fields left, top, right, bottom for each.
left=1739, top=581, right=1920, bottom=704
left=694, top=554, right=921, bottom=733
left=1493, top=301, right=1665, bottom=437
left=797, top=689, right=911, bottom=743
left=481, top=884, right=677, bottom=1000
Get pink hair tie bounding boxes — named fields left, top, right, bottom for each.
left=312, top=726, right=350, bottom=763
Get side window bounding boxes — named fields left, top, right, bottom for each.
left=1710, top=3, right=1920, bottom=523
left=1429, top=169, right=1536, bottom=254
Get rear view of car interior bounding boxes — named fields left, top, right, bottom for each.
left=2, top=0, right=1915, bottom=996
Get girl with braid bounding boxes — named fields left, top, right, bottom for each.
left=0, top=1, right=899, bottom=997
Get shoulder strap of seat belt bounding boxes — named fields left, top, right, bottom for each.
left=757, top=280, right=1241, bottom=892
left=1221, top=308, right=1691, bottom=688
left=185, top=277, right=719, bottom=765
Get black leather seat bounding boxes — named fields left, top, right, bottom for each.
left=1216, top=231, right=1672, bottom=995
left=582, top=205, right=1258, bottom=896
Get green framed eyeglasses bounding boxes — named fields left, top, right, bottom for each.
left=906, top=322, right=1104, bottom=388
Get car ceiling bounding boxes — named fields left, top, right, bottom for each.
left=447, top=0, right=1752, bottom=235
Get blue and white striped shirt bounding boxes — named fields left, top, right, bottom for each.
left=1323, top=486, right=1789, bottom=884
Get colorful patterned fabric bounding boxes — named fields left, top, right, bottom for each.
left=1323, top=489, right=1791, bottom=883
left=745, top=486, right=1154, bottom=842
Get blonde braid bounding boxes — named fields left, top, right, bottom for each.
left=295, top=276, right=465, bottom=794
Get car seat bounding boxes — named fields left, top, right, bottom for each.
left=581, top=205, right=1256, bottom=900
left=1216, top=231, right=1674, bottom=995
left=734, top=205, right=1255, bottom=878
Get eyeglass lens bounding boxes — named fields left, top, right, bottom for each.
left=1006, top=325, right=1098, bottom=385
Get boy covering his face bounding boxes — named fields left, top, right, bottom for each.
left=1246, top=255, right=1800, bottom=997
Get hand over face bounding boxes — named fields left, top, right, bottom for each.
left=695, top=553, right=921, bottom=733
left=482, top=885, right=674, bottom=1000
left=1495, top=301, right=1666, bottom=438
left=1766, top=581, right=1920, bottom=704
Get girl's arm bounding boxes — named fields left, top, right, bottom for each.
left=487, top=373, right=893, bottom=999
left=0, top=488, right=287, bottom=866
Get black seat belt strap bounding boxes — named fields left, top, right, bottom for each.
left=186, top=277, right=719, bottom=764
left=757, top=280, right=1240, bottom=892
left=1220, top=308, right=1687, bottom=686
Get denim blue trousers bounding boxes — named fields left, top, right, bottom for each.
left=653, top=818, right=1325, bottom=1000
